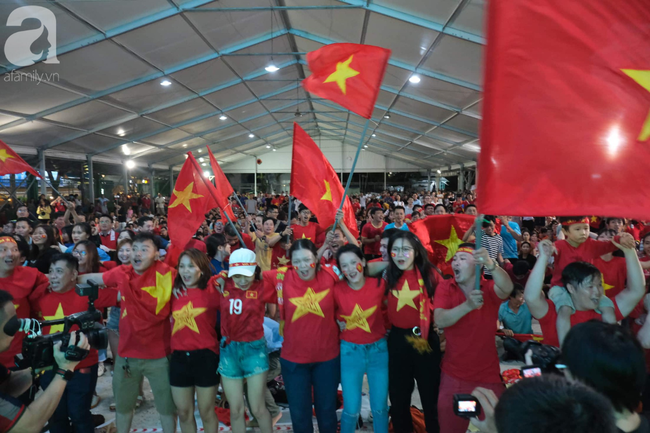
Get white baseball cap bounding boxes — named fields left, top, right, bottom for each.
left=228, top=249, right=257, bottom=277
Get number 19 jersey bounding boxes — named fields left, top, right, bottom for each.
left=218, top=279, right=278, bottom=343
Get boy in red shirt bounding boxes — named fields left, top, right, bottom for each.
left=291, top=205, right=321, bottom=246
left=361, top=208, right=386, bottom=261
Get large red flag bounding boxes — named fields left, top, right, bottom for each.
left=206, top=147, right=236, bottom=222
left=409, top=215, right=475, bottom=276
left=167, top=153, right=218, bottom=249
left=478, top=0, right=650, bottom=220
left=302, top=43, right=391, bottom=119
left=291, top=123, right=359, bottom=238
left=0, top=140, right=41, bottom=178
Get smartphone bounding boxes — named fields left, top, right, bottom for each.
left=521, top=365, right=543, bottom=378
left=453, top=394, right=481, bottom=418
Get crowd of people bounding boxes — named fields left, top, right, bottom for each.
left=0, top=188, right=649, bottom=433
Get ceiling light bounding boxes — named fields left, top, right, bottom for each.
left=265, top=64, right=279, bottom=73
left=249, top=134, right=255, bottom=138
left=266, top=145, right=271, bottom=148
left=409, top=75, right=421, bottom=84
left=198, top=149, right=202, bottom=153
left=383, top=114, right=390, bottom=119
left=203, top=171, right=210, bottom=178
left=272, top=148, right=277, bottom=151
left=202, top=163, right=207, bottom=166
left=199, top=157, right=204, bottom=162
left=117, top=129, right=125, bottom=137
left=364, top=145, right=368, bottom=148
left=182, top=143, right=187, bottom=147
left=160, top=80, right=172, bottom=86
left=219, top=115, right=227, bottom=120
left=464, top=143, right=481, bottom=152
left=371, top=134, right=376, bottom=137
left=437, top=169, right=442, bottom=174
left=121, top=144, right=130, bottom=155
left=125, top=160, right=136, bottom=169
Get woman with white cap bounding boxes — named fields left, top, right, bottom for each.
left=215, top=248, right=277, bottom=433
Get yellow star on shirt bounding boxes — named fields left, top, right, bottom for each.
left=300, top=233, right=311, bottom=240
left=121, top=308, right=127, bottom=319
left=0, top=149, right=15, bottom=163
left=602, top=275, right=614, bottom=292
left=622, top=69, right=650, bottom=141
left=169, top=182, right=203, bottom=212
left=289, top=288, right=330, bottom=322
left=277, top=255, right=290, bottom=266
left=321, top=180, right=332, bottom=202
left=44, top=303, right=65, bottom=334
left=434, top=226, right=463, bottom=262
left=172, top=301, right=207, bottom=335
left=341, top=304, right=377, bottom=333
left=13, top=304, right=19, bottom=310
left=323, top=55, right=359, bottom=95
left=141, top=271, right=173, bottom=315
left=391, top=280, right=419, bottom=311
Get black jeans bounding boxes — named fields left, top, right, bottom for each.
left=388, top=327, right=441, bottom=433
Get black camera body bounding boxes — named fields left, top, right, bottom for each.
left=16, top=281, right=108, bottom=372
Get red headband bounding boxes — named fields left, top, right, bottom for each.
left=456, top=246, right=474, bottom=255
left=0, top=237, right=16, bottom=245
left=229, top=262, right=256, bottom=268
left=561, top=217, right=590, bottom=227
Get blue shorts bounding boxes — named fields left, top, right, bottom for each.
left=218, top=337, right=268, bottom=379
left=107, top=306, right=121, bottom=332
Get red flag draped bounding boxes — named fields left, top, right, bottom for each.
left=0, top=140, right=42, bottom=178
left=478, top=0, right=650, bottom=220
left=206, top=147, right=236, bottom=222
left=290, top=123, right=359, bottom=238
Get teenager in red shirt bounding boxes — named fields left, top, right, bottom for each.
left=292, top=205, right=321, bottom=246
left=334, top=245, right=388, bottom=433
left=361, top=208, right=386, bottom=261
left=170, top=249, right=220, bottom=433
left=318, top=210, right=359, bottom=267
left=263, top=239, right=342, bottom=433
left=433, top=243, right=514, bottom=433
left=216, top=249, right=276, bottom=433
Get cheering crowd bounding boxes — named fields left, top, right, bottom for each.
left=0, top=189, right=649, bottom=433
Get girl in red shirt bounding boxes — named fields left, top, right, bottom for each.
left=170, top=249, right=220, bottom=433
left=384, top=231, right=442, bottom=433
left=334, top=244, right=388, bottom=433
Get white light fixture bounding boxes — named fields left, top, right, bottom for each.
left=160, top=80, right=172, bottom=86
left=182, top=143, right=187, bottom=147
left=266, top=145, right=271, bottom=148
left=464, top=143, right=481, bottom=152
left=272, top=148, right=277, bottom=152
left=199, top=157, right=204, bottom=162
left=121, top=144, right=130, bottom=155
left=371, top=134, right=376, bottom=137
left=249, top=134, right=255, bottom=138
left=409, top=75, right=421, bottom=84
left=201, top=162, right=207, bottom=166
left=437, top=169, right=441, bottom=174
left=125, top=160, right=136, bottom=169
left=203, top=171, right=210, bottom=178
left=198, top=149, right=202, bottom=153
left=265, top=64, right=279, bottom=73
left=184, top=154, right=188, bottom=159
left=384, top=114, right=390, bottom=119
left=364, top=145, right=368, bottom=148
left=219, top=115, right=227, bottom=120
left=117, top=129, right=126, bottom=137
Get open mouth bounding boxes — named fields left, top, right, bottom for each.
left=299, top=269, right=310, bottom=278
left=397, top=259, right=407, bottom=266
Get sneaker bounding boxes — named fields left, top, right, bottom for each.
left=97, top=362, right=106, bottom=377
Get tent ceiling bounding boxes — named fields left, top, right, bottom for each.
left=0, top=0, right=484, bottom=171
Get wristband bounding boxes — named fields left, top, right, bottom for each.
left=486, top=261, right=498, bottom=272
left=55, top=368, right=74, bottom=381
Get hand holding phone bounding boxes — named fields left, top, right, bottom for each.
left=453, top=394, right=481, bottom=418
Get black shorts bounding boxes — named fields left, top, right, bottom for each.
left=169, top=349, right=219, bottom=388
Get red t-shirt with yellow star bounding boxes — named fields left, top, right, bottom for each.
left=0, top=267, right=50, bottom=367
left=103, top=262, right=176, bottom=359
left=387, top=269, right=440, bottom=329
left=31, top=287, right=118, bottom=370
left=219, top=279, right=277, bottom=343
left=551, top=238, right=618, bottom=287
left=271, top=244, right=291, bottom=269
left=170, top=278, right=220, bottom=355
left=334, top=277, right=386, bottom=345
left=592, top=256, right=627, bottom=299
left=291, top=222, right=320, bottom=245
left=264, top=266, right=341, bottom=363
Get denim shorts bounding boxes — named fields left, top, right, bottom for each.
left=107, top=306, right=121, bottom=332
left=218, top=337, right=268, bottom=379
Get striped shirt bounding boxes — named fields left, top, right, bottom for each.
left=482, top=234, right=504, bottom=275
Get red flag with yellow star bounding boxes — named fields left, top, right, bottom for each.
left=291, top=123, right=359, bottom=238
left=168, top=153, right=219, bottom=248
left=206, top=147, right=236, bottom=222
left=478, top=0, right=650, bottom=220
left=302, top=43, right=391, bottom=119
left=409, top=215, right=475, bottom=276
left=0, top=140, right=42, bottom=178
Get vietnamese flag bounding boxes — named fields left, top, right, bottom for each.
left=206, top=147, right=237, bottom=222
left=168, top=153, right=218, bottom=249
left=302, top=43, right=391, bottom=119
left=478, top=0, right=650, bottom=220
left=0, top=140, right=42, bottom=178
left=409, top=215, right=475, bottom=276
left=291, top=123, right=359, bottom=238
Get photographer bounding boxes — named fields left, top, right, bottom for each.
left=0, top=289, right=90, bottom=433
left=31, top=254, right=118, bottom=433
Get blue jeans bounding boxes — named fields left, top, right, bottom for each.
left=40, top=364, right=98, bottom=433
left=340, top=339, right=389, bottom=433
left=280, top=356, right=340, bottom=433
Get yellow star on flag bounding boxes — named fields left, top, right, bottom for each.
left=591, top=216, right=598, bottom=223
left=121, top=308, right=127, bottom=319
left=172, top=301, right=207, bottom=335
left=434, top=226, right=463, bottom=262
left=321, top=180, right=332, bottom=202
left=0, top=149, right=15, bottom=163
left=341, top=304, right=377, bottom=333
left=602, top=275, right=614, bottom=292
left=323, top=55, right=359, bottom=95
left=142, top=271, right=173, bottom=315
left=169, top=182, right=204, bottom=212
left=289, top=287, right=330, bottom=322
left=277, top=255, right=290, bottom=266
left=622, top=69, right=650, bottom=141
left=391, top=280, right=419, bottom=311
left=44, top=303, right=65, bottom=334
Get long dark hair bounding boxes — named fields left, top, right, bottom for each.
left=74, top=240, right=100, bottom=273
left=174, top=248, right=212, bottom=290
left=31, top=224, right=57, bottom=258
left=385, top=231, right=439, bottom=297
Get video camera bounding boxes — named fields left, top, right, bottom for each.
left=5, top=280, right=108, bottom=373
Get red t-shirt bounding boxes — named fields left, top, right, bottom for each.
left=99, top=231, right=118, bottom=251
left=387, top=269, right=440, bottom=329
left=142, top=197, right=151, bottom=209
left=218, top=279, right=276, bottom=343
left=432, top=278, right=503, bottom=383
left=538, top=299, right=624, bottom=347
left=31, top=287, right=118, bottom=369
left=592, top=256, right=627, bottom=298
left=352, top=202, right=361, bottom=214
left=292, top=222, right=320, bottom=244
left=231, top=233, right=255, bottom=252
left=551, top=238, right=618, bottom=287
left=0, top=267, right=50, bottom=366
left=271, top=244, right=291, bottom=269
left=334, top=278, right=386, bottom=345
left=103, top=262, right=177, bottom=359
left=170, top=278, right=220, bottom=355
left=264, top=266, right=340, bottom=363
left=361, top=222, right=386, bottom=255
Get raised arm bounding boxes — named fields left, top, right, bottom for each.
left=614, top=233, right=646, bottom=317
left=524, top=239, right=554, bottom=319
left=336, top=209, right=359, bottom=247
left=474, top=247, right=513, bottom=300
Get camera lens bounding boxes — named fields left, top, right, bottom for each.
left=86, top=324, right=108, bottom=350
